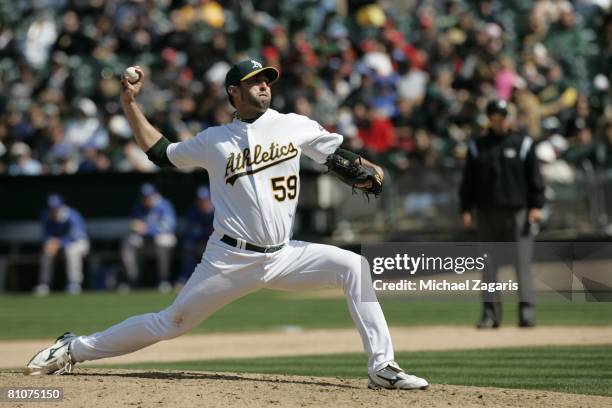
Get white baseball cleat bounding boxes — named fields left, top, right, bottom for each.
left=368, top=361, right=429, bottom=390
left=24, top=332, right=77, bottom=375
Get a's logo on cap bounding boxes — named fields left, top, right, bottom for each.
left=251, top=60, right=263, bottom=69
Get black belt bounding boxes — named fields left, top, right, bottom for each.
left=221, top=235, right=285, bottom=253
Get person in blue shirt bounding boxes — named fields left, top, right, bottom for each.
left=120, top=183, right=176, bottom=293
left=175, top=186, right=214, bottom=287
left=34, top=194, right=90, bottom=296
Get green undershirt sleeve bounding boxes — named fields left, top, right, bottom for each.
left=145, top=136, right=175, bottom=168
left=334, top=148, right=360, bottom=163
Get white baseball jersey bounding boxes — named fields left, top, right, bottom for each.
left=166, top=108, right=343, bottom=246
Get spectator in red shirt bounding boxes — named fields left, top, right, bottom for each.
left=357, top=105, right=396, bottom=154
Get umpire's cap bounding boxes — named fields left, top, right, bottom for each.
left=224, top=59, right=279, bottom=90
left=486, top=100, right=509, bottom=117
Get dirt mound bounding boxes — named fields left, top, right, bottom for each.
left=2, top=369, right=610, bottom=407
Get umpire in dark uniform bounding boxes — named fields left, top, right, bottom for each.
left=459, top=100, right=545, bottom=328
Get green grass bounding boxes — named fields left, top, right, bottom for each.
left=0, top=290, right=610, bottom=340
left=105, top=345, right=612, bottom=397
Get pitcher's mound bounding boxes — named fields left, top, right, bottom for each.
left=2, top=369, right=611, bottom=407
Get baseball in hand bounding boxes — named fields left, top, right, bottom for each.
left=124, top=67, right=140, bottom=84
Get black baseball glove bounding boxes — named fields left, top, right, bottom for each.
left=325, top=152, right=383, bottom=197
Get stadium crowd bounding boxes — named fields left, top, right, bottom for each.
left=0, top=0, right=611, bottom=178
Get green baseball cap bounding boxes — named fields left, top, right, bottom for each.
left=224, top=59, right=279, bottom=89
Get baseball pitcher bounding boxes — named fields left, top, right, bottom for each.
left=25, top=59, right=428, bottom=390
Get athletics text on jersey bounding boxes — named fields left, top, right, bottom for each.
left=165, top=109, right=342, bottom=246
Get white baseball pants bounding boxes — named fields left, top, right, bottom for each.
left=121, top=233, right=176, bottom=284
left=38, top=239, right=90, bottom=287
left=70, top=238, right=395, bottom=372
